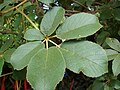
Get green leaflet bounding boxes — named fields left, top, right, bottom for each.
left=106, top=38, right=120, bottom=52
left=10, top=41, right=44, bottom=70
left=56, top=13, right=102, bottom=40
left=112, top=54, right=120, bottom=76
left=60, top=41, right=108, bottom=77
left=24, top=29, right=44, bottom=41
left=4, top=48, right=16, bottom=63
left=105, top=49, right=118, bottom=61
left=40, top=7, right=65, bottom=36
left=27, top=47, right=66, bottom=90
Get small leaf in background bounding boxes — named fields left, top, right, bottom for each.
left=118, top=30, right=120, bottom=36
left=0, top=0, right=14, bottom=9
left=24, top=29, right=44, bottom=41
left=88, top=80, right=104, bottom=90
left=4, top=48, right=16, bottom=63
left=60, top=41, right=108, bottom=77
left=96, top=31, right=110, bottom=45
left=40, top=7, right=65, bottom=36
left=113, top=8, right=120, bottom=21
left=0, top=38, right=13, bottom=53
left=0, top=57, right=4, bottom=75
left=38, top=0, right=54, bottom=4
left=10, top=41, right=44, bottom=70
left=105, top=49, right=118, bottom=61
left=27, top=47, right=66, bottom=90
left=114, top=80, right=120, bottom=89
left=106, top=38, right=120, bottom=52
left=57, top=13, right=102, bottom=40
left=112, top=54, right=120, bottom=76
left=12, top=68, right=27, bottom=80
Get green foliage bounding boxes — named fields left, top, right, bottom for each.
left=1, top=0, right=120, bottom=90
left=56, top=13, right=102, bottom=40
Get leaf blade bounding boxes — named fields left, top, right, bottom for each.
left=24, top=29, right=44, bottom=41
left=40, top=7, right=65, bottom=36
left=112, top=54, right=120, bottom=76
left=56, top=13, right=102, bottom=40
left=27, top=47, right=66, bottom=90
left=10, top=41, right=44, bottom=70
left=60, top=41, right=108, bottom=77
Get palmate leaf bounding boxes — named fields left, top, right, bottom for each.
left=56, top=13, right=102, bottom=40
left=10, top=41, right=44, bottom=70
left=112, top=54, right=120, bottom=76
left=27, top=47, right=66, bottom=90
left=24, top=29, right=44, bottom=41
left=40, top=7, right=65, bottom=36
left=60, top=41, right=108, bottom=77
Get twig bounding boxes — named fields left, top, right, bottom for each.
left=71, top=0, right=88, bottom=9
left=0, top=30, right=18, bottom=35
left=16, top=8, right=39, bottom=30
left=0, top=72, right=13, bottom=77
left=1, top=0, right=28, bottom=14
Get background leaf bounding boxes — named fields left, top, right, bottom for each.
left=27, top=47, right=66, bottom=90
left=112, top=54, right=120, bottom=76
left=56, top=13, right=102, bottom=40
left=60, top=41, right=108, bottom=77
left=38, top=0, right=54, bottom=4
left=0, top=38, right=13, bottom=53
left=106, top=38, right=120, bottom=52
left=24, top=29, right=44, bottom=41
left=40, top=7, right=65, bottom=36
left=105, top=49, right=118, bottom=61
left=10, top=41, right=44, bottom=70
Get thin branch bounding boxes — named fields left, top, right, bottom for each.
left=49, top=39, right=60, bottom=48
left=0, top=72, right=13, bottom=77
left=0, top=30, right=18, bottom=35
left=71, top=0, right=88, bottom=9
left=2, top=0, right=28, bottom=14
left=45, top=38, right=49, bottom=50
left=65, top=10, right=80, bottom=13
left=16, top=8, right=39, bottom=30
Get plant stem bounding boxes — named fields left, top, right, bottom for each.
left=16, top=8, right=39, bottom=30
left=45, top=38, right=49, bottom=50
left=2, top=0, right=28, bottom=14
left=49, top=40, right=60, bottom=48
left=71, top=0, right=88, bottom=9
left=0, top=72, right=13, bottom=77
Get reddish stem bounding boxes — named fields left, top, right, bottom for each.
left=24, top=80, right=27, bottom=90
left=70, top=79, right=74, bottom=90
left=1, top=76, right=5, bottom=90
left=14, top=80, right=18, bottom=90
